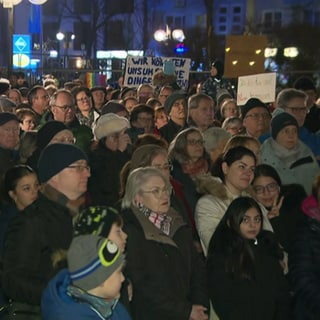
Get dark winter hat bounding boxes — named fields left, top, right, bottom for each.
left=101, top=100, right=127, bottom=115
left=293, top=76, right=316, bottom=92
left=241, top=98, right=269, bottom=119
left=37, top=121, right=68, bottom=149
left=74, top=206, right=121, bottom=237
left=211, top=60, right=224, bottom=79
left=0, top=96, right=17, bottom=111
left=68, top=235, right=125, bottom=291
left=90, top=86, right=106, bottom=94
left=0, top=112, right=18, bottom=126
left=120, top=87, right=136, bottom=99
left=0, top=78, right=10, bottom=95
left=163, top=93, right=186, bottom=114
left=271, top=111, right=299, bottom=139
left=37, top=143, right=88, bottom=183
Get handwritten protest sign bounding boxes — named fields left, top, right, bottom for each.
left=237, top=72, right=277, bottom=105
left=123, top=56, right=191, bottom=90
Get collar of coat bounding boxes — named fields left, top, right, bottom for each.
left=40, top=183, right=85, bottom=220
left=194, top=174, right=255, bottom=200
left=130, top=205, right=187, bottom=247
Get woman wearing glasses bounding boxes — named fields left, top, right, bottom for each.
left=252, top=164, right=306, bottom=253
left=71, top=86, right=99, bottom=129
left=207, top=197, right=291, bottom=320
left=121, top=167, right=209, bottom=320
left=120, top=144, right=196, bottom=239
left=168, top=127, right=211, bottom=217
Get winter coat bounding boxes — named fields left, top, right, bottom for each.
left=88, top=146, right=130, bottom=206
left=194, top=175, right=273, bottom=255
left=41, top=269, right=132, bottom=320
left=207, top=232, right=292, bottom=320
left=121, top=206, right=209, bottom=320
left=261, top=138, right=319, bottom=194
left=159, top=119, right=187, bottom=144
left=289, top=199, right=320, bottom=320
left=2, top=188, right=74, bottom=306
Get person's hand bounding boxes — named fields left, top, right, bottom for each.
left=267, top=195, right=284, bottom=219
left=118, top=131, right=131, bottom=152
left=189, top=305, right=208, bottom=320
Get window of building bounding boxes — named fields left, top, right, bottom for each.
left=166, top=16, right=186, bottom=29
left=216, top=5, right=244, bottom=35
left=175, top=0, right=186, bottom=8
left=263, top=11, right=282, bottom=30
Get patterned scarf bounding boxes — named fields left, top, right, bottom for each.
left=181, top=158, right=209, bottom=176
left=138, top=204, right=172, bottom=235
left=67, top=284, right=118, bottom=319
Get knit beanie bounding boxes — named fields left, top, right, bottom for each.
left=271, top=111, right=299, bottom=139
left=0, top=78, right=10, bottom=95
left=241, top=98, right=269, bottom=119
left=37, top=121, right=68, bottom=149
left=293, top=76, right=316, bottom=92
left=37, top=143, right=88, bottom=183
left=216, top=89, right=232, bottom=107
left=211, top=60, right=224, bottom=79
left=94, top=113, right=129, bottom=140
left=74, top=206, right=120, bottom=237
left=0, top=112, right=18, bottom=126
left=68, top=235, right=125, bottom=291
left=163, top=93, right=186, bottom=114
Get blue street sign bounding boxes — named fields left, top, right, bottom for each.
left=13, top=34, right=31, bottom=54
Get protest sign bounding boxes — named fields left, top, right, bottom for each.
left=123, top=56, right=191, bottom=90
left=237, top=72, right=277, bottom=105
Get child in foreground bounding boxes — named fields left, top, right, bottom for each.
left=41, top=235, right=131, bottom=320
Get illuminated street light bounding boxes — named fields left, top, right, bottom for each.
left=154, top=25, right=185, bottom=43
left=264, top=47, right=278, bottom=58
left=284, top=47, right=299, bottom=58
left=56, top=32, right=65, bottom=41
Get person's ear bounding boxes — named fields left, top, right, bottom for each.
left=134, top=194, right=143, bottom=207
left=221, top=162, right=228, bottom=176
left=8, top=190, right=16, bottom=202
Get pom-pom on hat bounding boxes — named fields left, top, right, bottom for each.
left=241, top=97, right=269, bottom=119
left=271, top=111, right=299, bottom=140
left=74, top=206, right=121, bottom=237
left=37, top=143, right=88, bottom=183
left=163, top=92, right=186, bottom=114
left=94, top=113, right=129, bottom=140
left=68, top=235, right=125, bottom=291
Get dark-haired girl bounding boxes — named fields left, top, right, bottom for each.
left=207, top=197, right=291, bottom=320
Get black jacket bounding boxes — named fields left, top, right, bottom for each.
left=159, top=119, right=187, bottom=144
left=121, top=206, right=209, bottom=320
left=2, top=191, right=73, bottom=305
left=289, top=215, right=320, bottom=320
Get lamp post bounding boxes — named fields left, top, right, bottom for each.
left=56, top=31, right=75, bottom=68
left=154, top=25, right=185, bottom=57
left=0, top=0, right=47, bottom=75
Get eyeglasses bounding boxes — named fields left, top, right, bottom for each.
left=54, top=105, right=74, bottom=112
left=245, top=112, right=270, bottom=120
left=67, top=164, right=91, bottom=173
left=141, top=186, right=172, bottom=199
left=241, top=215, right=262, bottom=224
left=153, top=163, right=173, bottom=171
left=52, top=137, right=76, bottom=144
left=76, top=96, right=90, bottom=103
left=284, top=106, right=309, bottom=114
left=187, top=139, right=205, bottom=146
left=253, top=182, right=279, bottom=195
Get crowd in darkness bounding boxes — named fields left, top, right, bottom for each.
left=0, top=61, right=320, bottom=320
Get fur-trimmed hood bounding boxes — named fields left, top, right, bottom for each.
left=194, top=174, right=255, bottom=199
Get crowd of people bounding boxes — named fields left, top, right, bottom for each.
left=0, top=61, right=320, bottom=320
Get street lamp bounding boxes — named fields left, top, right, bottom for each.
left=1, top=0, right=47, bottom=74
left=154, top=25, right=185, bottom=42
left=56, top=31, right=75, bottom=68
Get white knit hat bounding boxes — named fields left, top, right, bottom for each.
left=94, top=113, right=130, bottom=140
